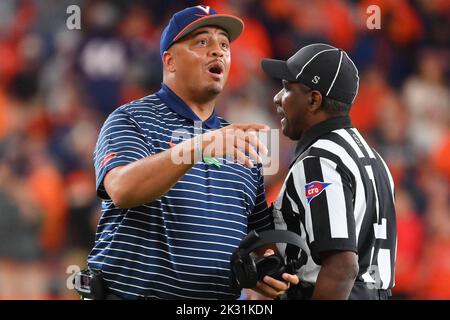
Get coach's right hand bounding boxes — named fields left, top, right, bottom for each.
left=251, top=249, right=300, bottom=299
left=199, top=123, right=270, bottom=168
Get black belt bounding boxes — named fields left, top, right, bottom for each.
left=287, top=281, right=392, bottom=300
left=104, top=292, right=125, bottom=300
left=74, top=269, right=158, bottom=300
left=349, top=281, right=392, bottom=300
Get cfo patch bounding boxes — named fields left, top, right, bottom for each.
left=305, top=181, right=331, bottom=203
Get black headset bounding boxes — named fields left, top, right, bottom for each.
left=229, top=229, right=305, bottom=291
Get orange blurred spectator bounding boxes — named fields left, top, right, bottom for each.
left=26, top=140, right=68, bottom=254
left=392, top=188, right=424, bottom=299
left=0, top=0, right=37, bottom=83
left=0, top=87, right=8, bottom=139
left=431, top=130, right=450, bottom=183
left=227, top=17, right=273, bottom=91
left=0, top=39, right=21, bottom=84
left=120, top=83, right=148, bottom=106
left=350, top=67, right=394, bottom=135
left=263, top=0, right=295, bottom=21
left=289, top=0, right=356, bottom=50
left=415, top=173, right=450, bottom=299
left=417, top=237, right=450, bottom=299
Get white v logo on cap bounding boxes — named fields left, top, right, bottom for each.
left=196, top=5, right=211, bottom=15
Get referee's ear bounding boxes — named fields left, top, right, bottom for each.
left=162, top=51, right=176, bottom=73
left=309, top=90, right=323, bottom=114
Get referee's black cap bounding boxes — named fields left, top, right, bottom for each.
left=262, top=43, right=359, bottom=104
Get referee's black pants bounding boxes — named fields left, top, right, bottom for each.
left=287, top=281, right=392, bottom=300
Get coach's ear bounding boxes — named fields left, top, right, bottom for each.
left=163, top=51, right=176, bottom=73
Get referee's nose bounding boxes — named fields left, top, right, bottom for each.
left=274, top=88, right=283, bottom=108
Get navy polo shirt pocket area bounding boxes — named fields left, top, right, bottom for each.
left=94, top=108, right=152, bottom=200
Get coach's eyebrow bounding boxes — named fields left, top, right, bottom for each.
left=191, top=29, right=230, bottom=41
left=191, top=30, right=210, bottom=38
left=218, top=30, right=230, bottom=40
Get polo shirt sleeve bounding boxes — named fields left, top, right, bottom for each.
left=247, top=165, right=274, bottom=233
left=94, top=109, right=152, bottom=200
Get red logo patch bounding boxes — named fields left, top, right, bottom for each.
left=305, top=181, right=331, bottom=203
left=101, top=152, right=117, bottom=168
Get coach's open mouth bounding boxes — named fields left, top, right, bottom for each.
left=207, top=62, right=224, bottom=76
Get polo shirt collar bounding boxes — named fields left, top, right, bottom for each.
left=156, top=83, right=221, bottom=129
left=291, top=115, right=352, bottom=167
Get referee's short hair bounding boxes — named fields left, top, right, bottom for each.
left=299, top=82, right=352, bottom=116
left=321, top=96, right=352, bottom=115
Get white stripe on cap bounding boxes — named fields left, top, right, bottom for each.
left=343, top=51, right=359, bottom=103
left=326, top=51, right=343, bottom=96
left=294, top=42, right=334, bottom=54
left=295, top=48, right=339, bottom=80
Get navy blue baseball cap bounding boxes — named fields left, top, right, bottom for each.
left=160, top=5, right=244, bottom=57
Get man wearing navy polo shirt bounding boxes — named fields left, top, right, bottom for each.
left=87, top=5, right=273, bottom=299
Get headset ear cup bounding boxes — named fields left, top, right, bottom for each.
left=230, top=251, right=243, bottom=289
left=230, top=249, right=260, bottom=289
left=255, top=254, right=286, bottom=281
left=270, top=254, right=288, bottom=280
left=242, top=255, right=258, bottom=288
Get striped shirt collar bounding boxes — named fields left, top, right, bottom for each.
left=291, top=115, right=353, bottom=167
left=156, top=83, right=221, bottom=129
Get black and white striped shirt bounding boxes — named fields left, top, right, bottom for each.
left=273, top=116, right=396, bottom=290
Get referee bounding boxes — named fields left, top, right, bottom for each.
left=256, top=43, right=397, bottom=300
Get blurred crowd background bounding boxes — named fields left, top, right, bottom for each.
left=0, top=0, right=448, bottom=300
